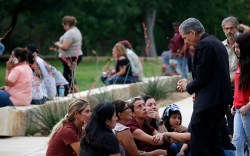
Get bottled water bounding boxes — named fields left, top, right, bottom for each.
left=59, top=85, right=65, bottom=97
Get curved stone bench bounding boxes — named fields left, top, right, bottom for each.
left=0, top=75, right=182, bottom=136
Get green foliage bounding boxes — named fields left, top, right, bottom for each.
left=30, top=102, right=68, bottom=133
left=1, top=0, right=249, bottom=57
left=142, top=77, right=169, bottom=100
left=88, top=88, right=117, bottom=107
left=25, top=124, right=40, bottom=136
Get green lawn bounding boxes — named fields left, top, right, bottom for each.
left=0, top=58, right=162, bottom=91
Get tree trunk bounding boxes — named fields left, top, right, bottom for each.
left=145, top=9, right=157, bottom=57
left=3, top=0, right=25, bottom=44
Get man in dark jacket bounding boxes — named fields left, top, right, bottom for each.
left=177, top=18, right=233, bottom=156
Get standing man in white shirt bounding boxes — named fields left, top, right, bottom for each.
left=221, top=16, right=239, bottom=139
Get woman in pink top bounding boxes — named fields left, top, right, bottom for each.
left=0, top=48, right=32, bottom=107
left=231, top=33, right=250, bottom=156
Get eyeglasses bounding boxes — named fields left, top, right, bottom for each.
left=122, top=106, right=130, bottom=112
left=163, top=103, right=180, bottom=117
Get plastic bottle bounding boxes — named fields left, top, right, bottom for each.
left=59, top=84, right=65, bottom=97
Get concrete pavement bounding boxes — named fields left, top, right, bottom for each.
left=0, top=97, right=193, bottom=156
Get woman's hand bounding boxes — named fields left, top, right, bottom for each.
left=54, top=41, right=61, bottom=48
left=174, top=125, right=187, bottom=133
left=178, top=151, right=185, bottom=156
left=6, top=60, right=15, bottom=71
left=152, top=133, right=164, bottom=145
left=151, top=149, right=167, bottom=156
left=231, top=106, right=236, bottom=115
left=239, top=104, right=250, bottom=116
left=49, top=47, right=58, bottom=52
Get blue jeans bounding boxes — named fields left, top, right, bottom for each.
left=176, top=57, right=188, bottom=79
left=101, top=76, right=138, bottom=85
left=162, top=50, right=173, bottom=74
left=0, top=90, right=14, bottom=107
left=232, top=109, right=250, bottom=156
left=31, top=97, right=47, bottom=105
left=176, top=150, right=235, bottom=156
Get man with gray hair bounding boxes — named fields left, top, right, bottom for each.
left=177, top=18, right=233, bottom=156
left=221, top=16, right=239, bottom=139
left=222, top=16, right=239, bottom=83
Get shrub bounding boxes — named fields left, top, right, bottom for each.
left=142, top=77, right=170, bottom=100
left=30, top=101, right=68, bottom=134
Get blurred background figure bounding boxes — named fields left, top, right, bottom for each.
left=231, top=33, right=250, bottom=156
left=119, top=40, right=144, bottom=81
left=49, top=15, right=83, bottom=93
left=221, top=16, right=239, bottom=139
left=101, top=43, right=138, bottom=85
left=0, top=48, right=33, bottom=107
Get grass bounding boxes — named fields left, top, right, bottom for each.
left=0, top=57, right=162, bottom=91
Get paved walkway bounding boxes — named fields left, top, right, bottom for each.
left=0, top=97, right=193, bottom=156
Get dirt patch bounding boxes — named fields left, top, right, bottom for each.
left=157, top=92, right=191, bottom=107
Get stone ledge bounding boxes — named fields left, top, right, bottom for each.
left=0, top=75, right=182, bottom=136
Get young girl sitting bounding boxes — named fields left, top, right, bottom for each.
left=162, top=103, right=187, bottom=153
left=162, top=103, right=187, bottom=133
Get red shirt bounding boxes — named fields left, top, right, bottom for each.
left=233, top=66, right=250, bottom=108
left=46, top=122, right=83, bottom=156
left=126, top=119, right=168, bottom=152
left=171, top=32, right=184, bottom=54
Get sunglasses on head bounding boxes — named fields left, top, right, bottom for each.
left=125, top=96, right=143, bottom=105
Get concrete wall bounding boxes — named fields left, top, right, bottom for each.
left=0, top=75, right=182, bottom=136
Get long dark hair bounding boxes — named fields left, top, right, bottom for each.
left=236, top=33, right=250, bottom=91
left=81, top=102, right=115, bottom=148
left=162, top=104, right=182, bottom=132
left=113, top=100, right=126, bottom=119
left=26, top=44, right=40, bottom=64
left=13, top=47, right=28, bottom=62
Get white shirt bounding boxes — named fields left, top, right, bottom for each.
left=222, top=39, right=238, bottom=84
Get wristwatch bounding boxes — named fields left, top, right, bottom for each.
left=157, top=119, right=164, bottom=126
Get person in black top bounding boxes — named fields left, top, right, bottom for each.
left=80, top=102, right=120, bottom=156
left=177, top=18, right=233, bottom=156
left=101, top=43, right=138, bottom=85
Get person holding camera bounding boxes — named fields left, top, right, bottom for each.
left=0, top=47, right=33, bottom=107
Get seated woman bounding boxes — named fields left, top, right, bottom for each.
left=80, top=102, right=120, bottom=156
left=119, top=40, right=144, bottom=80
left=26, top=47, right=47, bottom=104
left=112, top=99, right=167, bottom=156
left=142, top=95, right=168, bottom=133
left=101, top=43, right=138, bottom=85
left=0, top=47, right=33, bottom=107
left=125, top=97, right=172, bottom=155
left=26, top=44, right=69, bottom=97
left=46, top=99, right=91, bottom=156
